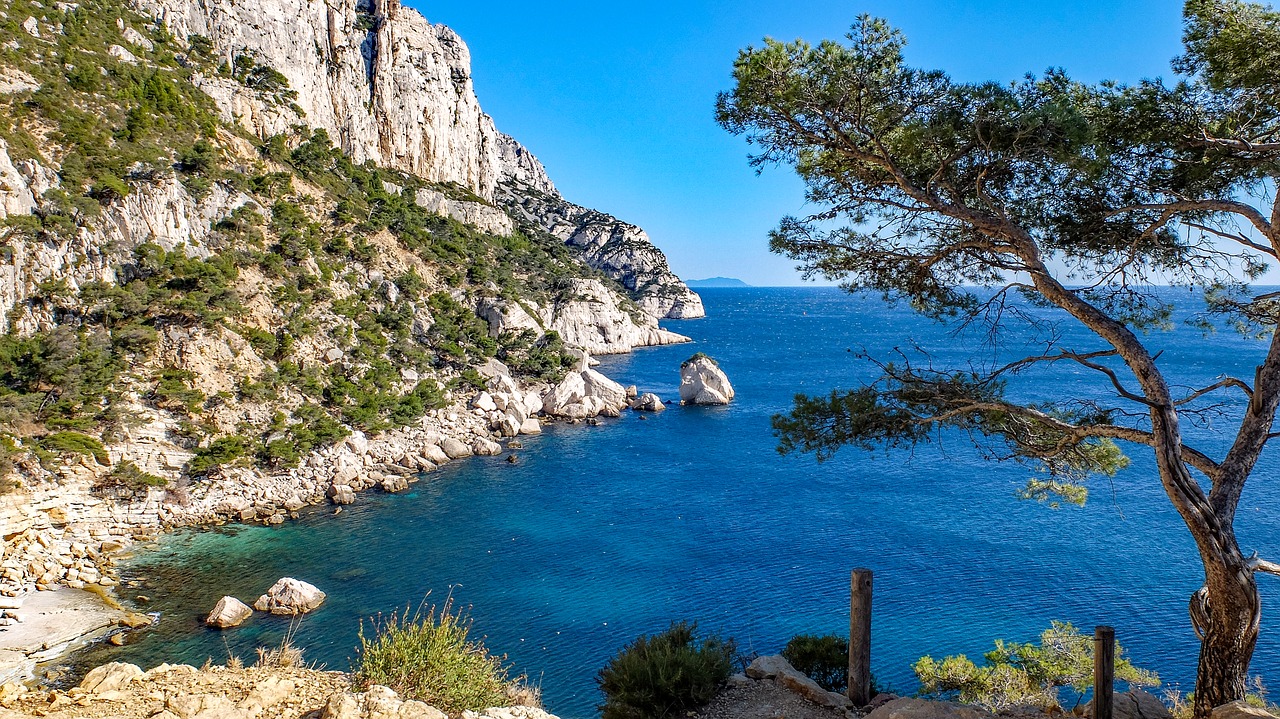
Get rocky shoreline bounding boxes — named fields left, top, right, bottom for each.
left=0, top=349, right=684, bottom=683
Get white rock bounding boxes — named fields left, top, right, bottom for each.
left=20, top=17, right=38, bottom=37
left=121, top=25, right=154, bottom=51
left=472, top=439, right=502, bottom=456
left=472, top=392, right=498, bottom=412
left=79, top=662, right=143, bottom=693
left=440, top=438, right=472, bottom=459
left=327, top=484, right=355, bottom=505
left=629, top=392, right=665, bottom=412
left=205, top=596, right=253, bottom=628
left=108, top=44, right=139, bottom=64
left=518, top=418, right=542, bottom=435
left=679, top=355, right=734, bottom=405
left=253, top=577, right=326, bottom=615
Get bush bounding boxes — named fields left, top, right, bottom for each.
left=353, top=601, right=516, bottom=715
left=782, top=634, right=848, bottom=693
left=187, top=434, right=252, bottom=475
left=100, top=460, right=168, bottom=490
left=681, top=352, right=718, bottom=368
left=913, top=621, right=1159, bottom=710
left=40, top=431, right=110, bottom=465
left=597, top=621, right=735, bottom=719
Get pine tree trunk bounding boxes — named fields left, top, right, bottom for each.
left=1192, top=563, right=1260, bottom=719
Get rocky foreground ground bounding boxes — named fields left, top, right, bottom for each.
left=0, top=651, right=1271, bottom=719
left=0, top=662, right=556, bottom=719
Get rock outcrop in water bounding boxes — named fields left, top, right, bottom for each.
left=254, top=578, right=327, bottom=615
left=206, top=596, right=254, bottom=628
left=679, top=355, right=735, bottom=405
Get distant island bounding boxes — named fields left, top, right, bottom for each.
left=686, top=277, right=751, bottom=287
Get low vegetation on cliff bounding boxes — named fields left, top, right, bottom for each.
left=0, top=0, right=654, bottom=490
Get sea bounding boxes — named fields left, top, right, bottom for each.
left=73, top=287, right=1280, bottom=718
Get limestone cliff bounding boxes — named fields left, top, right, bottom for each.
left=133, top=0, right=702, bottom=319
left=0, top=0, right=705, bottom=603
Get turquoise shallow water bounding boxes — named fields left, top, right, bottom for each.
left=78, top=287, right=1280, bottom=718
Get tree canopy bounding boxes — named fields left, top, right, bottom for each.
left=716, top=2, right=1280, bottom=716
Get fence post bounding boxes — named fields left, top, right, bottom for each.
left=849, top=568, right=874, bottom=707
left=1094, top=625, right=1115, bottom=719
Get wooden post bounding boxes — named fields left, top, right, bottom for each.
left=848, top=568, right=873, bottom=707
left=1094, top=626, right=1115, bottom=719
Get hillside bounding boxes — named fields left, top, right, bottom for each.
left=0, top=0, right=702, bottom=603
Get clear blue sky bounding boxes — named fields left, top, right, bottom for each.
left=405, top=1, right=1186, bottom=286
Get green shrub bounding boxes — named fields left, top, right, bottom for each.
left=913, top=621, right=1159, bottom=710
left=188, top=434, right=252, bottom=475
left=597, top=621, right=734, bottom=719
left=39, top=431, right=109, bottom=465
left=681, top=352, right=717, bottom=368
left=354, top=601, right=516, bottom=715
left=101, top=460, right=168, bottom=489
left=782, top=634, right=848, bottom=693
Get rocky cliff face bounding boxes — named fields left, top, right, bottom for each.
left=135, top=0, right=702, bottom=318
left=0, top=0, right=705, bottom=604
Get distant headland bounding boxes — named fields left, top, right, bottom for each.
left=686, top=277, right=751, bottom=287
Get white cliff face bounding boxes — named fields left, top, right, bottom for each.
left=479, top=278, right=690, bottom=356
left=139, top=0, right=505, bottom=199
left=133, top=0, right=702, bottom=321
left=499, top=177, right=705, bottom=320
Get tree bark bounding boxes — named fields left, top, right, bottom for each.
left=1193, top=565, right=1260, bottom=718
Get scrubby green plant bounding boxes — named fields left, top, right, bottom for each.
left=913, top=621, right=1159, bottom=710
left=782, top=634, right=849, bottom=693
left=100, top=460, right=168, bottom=490
left=353, top=601, right=516, bottom=715
left=597, top=621, right=735, bottom=719
left=681, top=352, right=717, bottom=368
left=39, top=431, right=109, bottom=465
left=187, top=434, right=253, bottom=476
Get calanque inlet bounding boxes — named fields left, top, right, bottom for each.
left=0, top=0, right=720, bottom=692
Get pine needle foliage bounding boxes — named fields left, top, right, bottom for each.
left=596, top=621, right=735, bottom=719
left=913, top=621, right=1159, bottom=710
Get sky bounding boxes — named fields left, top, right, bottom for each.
left=403, top=1, right=1188, bottom=286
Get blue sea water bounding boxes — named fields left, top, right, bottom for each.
left=80, top=287, right=1280, bottom=718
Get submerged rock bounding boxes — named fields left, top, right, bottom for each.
left=205, top=596, right=253, bottom=628
left=253, top=578, right=326, bottom=615
left=679, top=355, right=734, bottom=405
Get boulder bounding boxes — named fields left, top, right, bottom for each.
left=679, top=355, right=734, bottom=405
left=328, top=484, right=355, bottom=505
left=1085, top=690, right=1173, bottom=719
left=472, top=439, right=503, bottom=456
left=322, top=685, right=449, bottom=719
left=519, top=418, right=542, bottom=435
left=542, top=371, right=586, bottom=416
left=462, top=709, right=560, bottom=719
left=1213, top=701, right=1279, bottom=719
left=253, top=577, right=326, bottom=615
left=380, top=477, right=409, bottom=493
left=79, top=662, right=143, bottom=694
left=628, top=393, right=665, bottom=412
left=421, top=444, right=451, bottom=465
left=472, top=393, right=498, bottom=412
left=581, top=369, right=628, bottom=408
left=744, top=655, right=851, bottom=710
left=205, top=596, right=253, bottom=628
left=865, top=698, right=997, bottom=719
left=440, top=438, right=473, bottom=459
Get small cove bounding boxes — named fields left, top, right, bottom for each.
left=74, top=287, right=1280, bottom=719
